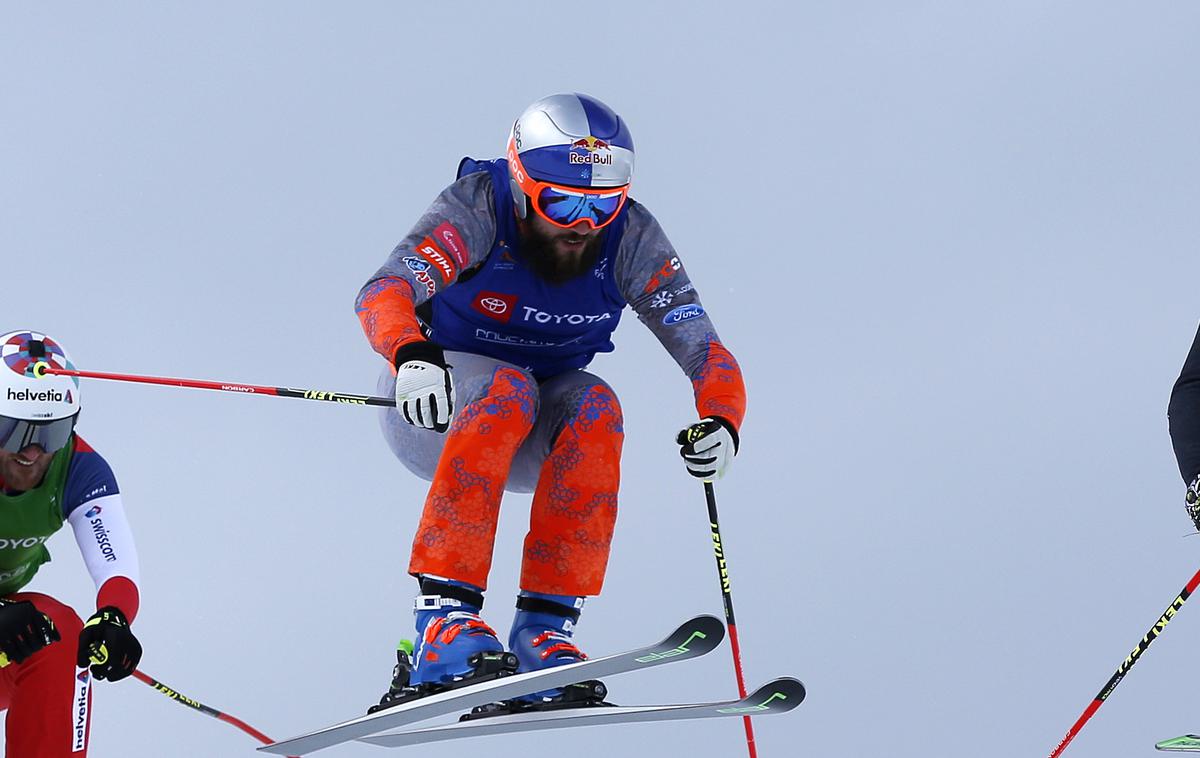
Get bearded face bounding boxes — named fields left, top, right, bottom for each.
left=516, top=212, right=606, bottom=285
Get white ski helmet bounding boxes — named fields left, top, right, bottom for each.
left=0, top=330, right=81, bottom=454
left=506, top=93, right=635, bottom=228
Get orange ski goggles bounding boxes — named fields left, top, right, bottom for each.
left=508, top=140, right=629, bottom=230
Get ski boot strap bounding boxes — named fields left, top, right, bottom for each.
left=528, top=630, right=588, bottom=661
left=415, top=578, right=485, bottom=611
left=515, top=595, right=583, bottom=623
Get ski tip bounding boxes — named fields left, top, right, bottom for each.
left=1157, top=735, right=1200, bottom=751
left=667, top=615, right=726, bottom=649
left=712, top=678, right=805, bottom=717
left=741, top=677, right=806, bottom=713
left=631, top=615, right=725, bottom=668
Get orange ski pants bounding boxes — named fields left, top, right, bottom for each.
left=379, top=353, right=623, bottom=596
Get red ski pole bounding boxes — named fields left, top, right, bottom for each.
left=131, top=670, right=299, bottom=758
left=704, top=482, right=758, bottom=758
left=1048, top=565, right=1200, bottom=757
left=0, top=650, right=295, bottom=757
left=35, top=364, right=395, bottom=408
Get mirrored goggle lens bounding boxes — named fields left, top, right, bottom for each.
left=535, top=186, right=625, bottom=228
left=0, top=415, right=77, bottom=454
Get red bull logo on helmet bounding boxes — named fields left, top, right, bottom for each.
left=569, top=136, right=613, bottom=166
left=571, top=136, right=611, bottom=151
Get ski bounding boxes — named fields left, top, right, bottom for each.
left=1158, top=735, right=1200, bottom=751
left=358, top=676, right=805, bottom=749
left=259, top=615, right=725, bottom=755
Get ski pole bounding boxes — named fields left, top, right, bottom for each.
left=130, top=670, right=300, bottom=758
left=0, top=649, right=297, bottom=758
left=34, top=364, right=395, bottom=408
left=1048, top=565, right=1200, bottom=757
left=704, top=481, right=759, bottom=758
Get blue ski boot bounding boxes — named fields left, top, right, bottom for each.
left=508, top=592, right=606, bottom=704
left=369, top=578, right=517, bottom=714
left=458, top=591, right=610, bottom=721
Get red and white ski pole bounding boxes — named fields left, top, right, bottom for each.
left=704, top=482, right=759, bottom=758
left=1048, top=565, right=1200, bottom=757
left=35, top=364, right=395, bottom=408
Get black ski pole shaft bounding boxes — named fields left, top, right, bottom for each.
left=704, top=481, right=759, bottom=758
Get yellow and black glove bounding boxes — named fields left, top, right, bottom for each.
left=77, top=606, right=141, bottom=681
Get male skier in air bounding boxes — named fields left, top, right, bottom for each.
left=355, top=94, right=746, bottom=708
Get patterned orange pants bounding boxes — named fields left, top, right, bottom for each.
left=385, top=355, right=623, bottom=596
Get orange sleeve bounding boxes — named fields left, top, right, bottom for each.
left=355, top=278, right=426, bottom=363
left=691, top=339, right=746, bottom=430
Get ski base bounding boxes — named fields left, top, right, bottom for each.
left=359, top=676, right=805, bottom=749
left=1159, top=735, right=1200, bottom=751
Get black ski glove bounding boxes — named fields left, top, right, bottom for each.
left=77, top=606, right=141, bottom=681
left=1186, top=474, right=1200, bottom=532
left=676, top=416, right=740, bottom=482
left=0, top=598, right=60, bottom=665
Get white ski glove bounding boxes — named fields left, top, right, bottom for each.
left=675, top=417, right=739, bottom=482
left=392, top=341, right=455, bottom=433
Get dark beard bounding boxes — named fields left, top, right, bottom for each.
left=517, top=220, right=604, bottom=284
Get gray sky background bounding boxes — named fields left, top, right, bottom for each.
left=3, top=2, right=1199, bottom=756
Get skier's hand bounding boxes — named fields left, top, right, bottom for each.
left=393, top=341, right=455, bottom=433
left=77, top=606, right=141, bottom=681
left=0, top=598, right=60, bottom=665
left=1186, top=474, right=1200, bottom=532
left=675, top=417, right=739, bottom=482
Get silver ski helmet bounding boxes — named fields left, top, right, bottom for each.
left=0, top=330, right=81, bottom=454
left=507, top=93, right=635, bottom=230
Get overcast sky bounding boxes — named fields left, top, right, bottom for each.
left=3, top=2, right=1200, bottom=757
